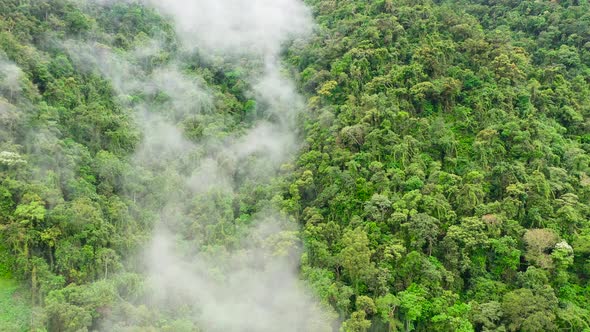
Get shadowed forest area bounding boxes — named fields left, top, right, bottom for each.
left=0, top=0, right=590, bottom=331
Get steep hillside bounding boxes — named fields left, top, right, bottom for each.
left=0, top=0, right=589, bottom=331
left=290, top=0, right=590, bottom=331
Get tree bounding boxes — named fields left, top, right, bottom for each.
left=376, top=293, right=400, bottom=331
left=341, top=310, right=372, bottom=332
left=502, top=287, right=558, bottom=332
left=431, top=302, right=473, bottom=332
left=401, top=213, right=440, bottom=255
left=96, top=248, right=120, bottom=279
left=339, top=227, right=375, bottom=291
left=470, top=301, right=504, bottom=332
left=455, top=171, right=486, bottom=215
left=523, top=229, right=559, bottom=269
left=356, top=295, right=376, bottom=316
left=398, top=284, right=428, bottom=332
left=364, top=194, right=392, bottom=223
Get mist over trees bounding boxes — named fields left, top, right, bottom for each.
left=1, top=0, right=590, bottom=331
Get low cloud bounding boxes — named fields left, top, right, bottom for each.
left=64, top=0, right=333, bottom=330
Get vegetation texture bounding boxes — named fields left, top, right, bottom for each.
left=1, top=0, right=590, bottom=331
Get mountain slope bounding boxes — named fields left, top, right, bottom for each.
left=288, top=0, right=590, bottom=331
left=0, top=0, right=589, bottom=331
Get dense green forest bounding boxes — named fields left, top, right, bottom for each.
left=1, top=0, right=590, bottom=331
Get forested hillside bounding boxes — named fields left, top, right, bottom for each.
left=0, top=0, right=590, bottom=331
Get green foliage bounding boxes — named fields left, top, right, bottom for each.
left=292, top=0, right=590, bottom=330
left=2, top=0, right=590, bottom=331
